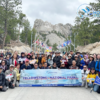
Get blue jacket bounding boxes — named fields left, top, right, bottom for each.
left=88, top=61, right=95, bottom=69
left=21, top=64, right=31, bottom=70
left=95, top=61, right=100, bottom=72
left=80, top=59, right=85, bottom=69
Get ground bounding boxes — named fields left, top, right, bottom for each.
left=0, top=87, right=100, bottom=100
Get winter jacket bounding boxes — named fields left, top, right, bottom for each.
left=6, top=59, right=10, bottom=70
left=10, top=59, right=18, bottom=67
left=14, top=68, right=20, bottom=81
left=41, top=57, right=46, bottom=66
left=68, top=59, right=72, bottom=68
left=53, top=56, right=61, bottom=68
left=21, top=64, right=31, bottom=70
left=88, top=61, right=95, bottom=69
left=80, top=59, right=85, bottom=69
left=95, top=60, right=100, bottom=72
left=81, top=70, right=89, bottom=80
left=0, top=72, right=5, bottom=87
left=5, top=70, right=16, bottom=85
left=87, top=73, right=98, bottom=83
left=75, top=59, right=80, bottom=68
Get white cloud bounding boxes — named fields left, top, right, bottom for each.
left=22, top=0, right=96, bottom=27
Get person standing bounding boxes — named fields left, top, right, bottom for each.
left=88, top=55, right=95, bottom=70
left=14, top=64, right=20, bottom=87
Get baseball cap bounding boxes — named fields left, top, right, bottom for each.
left=27, top=53, right=31, bottom=56
left=25, top=58, right=29, bottom=62
left=90, top=55, right=94, bottom=58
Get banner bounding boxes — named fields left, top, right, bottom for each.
left=19, top=69, right=82, bottom=87
left=94, top=76, right=100, bottom=85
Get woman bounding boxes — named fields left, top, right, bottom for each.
left=41, top=54, right=47, bottom=67
left=10, top=54, right=18, bottom=67
left=27, top=53, right=32, bottom=60
left=0, top=60, right=7, bottom=73
left=86, top=67, right=99, bottom=92
left=47, top=55, right=53, bottom=67
left=84, top=55, right=89, bottom=66
left=60, top=55, right=68, bottom=68
left=30, top=55, right=38, bottom=69
left=14, top=64, right=20, bottom=87
left=93, top=54, right=97, bottom=61
left=88, top=55, right=95, bottom=70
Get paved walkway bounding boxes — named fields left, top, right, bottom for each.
left=0, top=87, right=100, bottom=100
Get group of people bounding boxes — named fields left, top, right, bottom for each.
left=0, top=50, right=100, bottom=94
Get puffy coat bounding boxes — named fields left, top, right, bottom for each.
left=87, top=73, right=98, bottom=83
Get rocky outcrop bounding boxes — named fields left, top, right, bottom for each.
left=76, top=42, right=100, bottom=54
left=34, top=19, right=72, bottom=36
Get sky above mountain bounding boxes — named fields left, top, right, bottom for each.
left=22, top=0, right=96, bottom=27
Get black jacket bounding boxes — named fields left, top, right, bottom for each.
left=53, top=56, right=61, bottom=68
left=75, top=59, right=80, bottom=68
left=68, top=59, right=72, bottom=68
left=0, top=72, right=5, bottom=87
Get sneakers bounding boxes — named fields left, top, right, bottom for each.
left=6, top=86, right=9, bottom=89
left=90, top=88, right=93, bottom=93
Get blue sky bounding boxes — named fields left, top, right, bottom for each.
left=22, top=0, right=96, bottom=26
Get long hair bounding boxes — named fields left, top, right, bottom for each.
left=89, top=67, right=97, bottom=75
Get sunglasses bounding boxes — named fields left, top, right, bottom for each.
left=83, top=67, right=87, bottom=68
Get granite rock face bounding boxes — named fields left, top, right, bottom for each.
left=34, top=19, right=72, bottom=45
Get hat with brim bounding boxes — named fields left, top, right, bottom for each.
left=68, top=54, right=72, bottom=57
left=10, top=64, right=14, bottom=67
left=90, top=55, right=94, bottom=58
left=74, top=55, right=78, bottom=57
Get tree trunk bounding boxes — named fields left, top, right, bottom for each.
left=2, top=20, right=7, bottom=49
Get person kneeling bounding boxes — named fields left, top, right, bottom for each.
left=81, top=65, right=89, bottom=87
left=0, top=67, right=7, bottom=92
left=5, top=64, right=16, bottom=89
left=86, top=67, right=99, bottom=92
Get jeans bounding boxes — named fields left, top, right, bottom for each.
left=88, top=83, right=99, bottom=92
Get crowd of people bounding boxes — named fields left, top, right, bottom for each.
left=0, top=50, right=100, bottom=94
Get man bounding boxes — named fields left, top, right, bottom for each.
left=21, top=59, right=31, bottom=70
left=81, top=65, right=89, bottom=87
left=52, top=63, right=58, bottom=69
left=5, top=64, right=16, bottom=89
left=69, top=60, right=78, bottom=69
left=33, top=63, right=39, bottom=69
left=43, top=62, right=48, bottom=69
left=0, top=67, right=7, bottom=92
left=70, top=51, right=75, bottom=60
left=35, top=53, right=41, bottom=64
left=68, top=54, right=72, bottom=69
left=5, top=50, right=12, bottom=57
left=74, top=55, right=80, bottom=68
left=60, top=62, right=66, bottom=69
